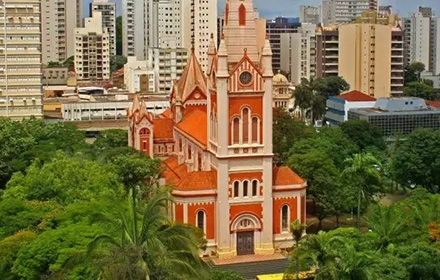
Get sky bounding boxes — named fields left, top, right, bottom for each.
left=83, top=0, right=440, bottom=19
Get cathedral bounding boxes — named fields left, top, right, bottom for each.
left=127, top=0, right=307, bottom=258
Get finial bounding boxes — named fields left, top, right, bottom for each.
left=244, top=48, right=247, bottom=54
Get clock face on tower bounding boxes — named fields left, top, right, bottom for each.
left=239, top=71, right=252, bottom=85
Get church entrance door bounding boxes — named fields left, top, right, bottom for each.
left=237, top=231, right=254, bottom=255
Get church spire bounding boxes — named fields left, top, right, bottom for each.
left=222, top=0, right=259, bottom=64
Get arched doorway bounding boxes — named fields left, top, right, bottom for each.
left=231, top=214, right=262, bottom=255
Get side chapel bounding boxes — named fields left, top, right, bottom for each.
left=127, top=0, right=307, bottom=258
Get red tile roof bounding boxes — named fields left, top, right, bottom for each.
left=161, top=108, right=172, bottom=118
left=175, top=170, right=217, bottom=191
left=162, top=156, right=217, bottom=191
left=426, top=100, right=440, bottom=108
left=336, top=90, right=377, bottom=102
left=273, top=166, right=305, bottom=186
left=175, top=109, right=207, bottom=146
left=153, top=118, right=174, bottom=140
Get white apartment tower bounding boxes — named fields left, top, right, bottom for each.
left=0, top=0, right=43, bottom=119
left=90, top=0, right=116, bottom=57
left=41, top=0, right=82, bottom=64
left=300, top=5, right=320, bottom=24
left=74, top=11, right=110, bottom=81
left=182, top=0, right=217, bottom=71
left=122, top=0, right=217, bottom=71
left=280, top=23, right=316, bottom=85
left=404, top=8, right=440, bottom=75
left=320, top=0, right=374, bottom=26
left=122, top=0, right=150, bottom=59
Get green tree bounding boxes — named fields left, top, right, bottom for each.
left=92, top=129, right=128, bottom=150
left=0, top=230, right=37, bottom=279
left=3, top=152, right=123, bottom=205
left=293, top=76, right=349, bottom=123
left=88, top=188, right=209, bottom=280
left=342, top=153, right=382, bottom=229
left=404, top=62, right=426, bottom=84
left=0, top=199, right=60, bottom=239
left=110, top=55, right=127, bottom=72
left=366, top=204, right=409, bottom=250
left=403, top=82, right=437, bottom=100
left=391, top=129, right=440, bottom=193
left=316, top=243, right=378, bottom=280
left=340, top=120, right=386, bottom=151
left=63, top=56, right=74, bottom=70
left=273, top=107, right=310, bottom=163
left=116, top=16, right=122, bottom=55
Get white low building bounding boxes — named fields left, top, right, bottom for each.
left=326, top=90, right=376, bottom=126
left=124, top=57, right=156, bottom=93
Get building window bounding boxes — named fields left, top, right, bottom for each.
left=252, top=117, right=259, bottom=143
left=197, top=211, right=205, bottom=234
left=233, top=117, right=240, bottom=144
left=252, top=180, right=258, bottom=196
left=233, top=181, right=239, bottom=197
left=243, top=181, right=249, bottom=197
left=242, top=108, right=249, bottom=143
left=239, top=4, right=246, bottom=26
left=281, top=205, right=290, bottom=232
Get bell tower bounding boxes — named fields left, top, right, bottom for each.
left=207, top=0, right=275, bottom=258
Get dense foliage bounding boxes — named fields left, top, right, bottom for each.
left=0, top=118, right=208, bottom=280
left=287, top=190, right=440, bottom=280
left=293, top=76, right=350, bottom=122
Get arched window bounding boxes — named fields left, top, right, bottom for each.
left=243, top=181, right=249, bottom=197
left=281, top=205, right=290, bottom=232
left=234, top=181, right=239, bottom=198
left=252, top=117, right=259, bottom=143
left=197, top=211, right=205, bottom=234
left=242, top=108, right=249, bottom=143
left=179, top=138, right=182, bottom=152
left=252, top=180, right=258, bottom=196
left=233, top=117, right=240, bottom=144
left=239, top=4, right=246, bottom=26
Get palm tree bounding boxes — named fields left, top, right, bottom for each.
left=316, top=243, right=378, bottom=280
left=88, top=188, right=209, bottom=280
left=366, top=204, right=408, bottom=250
left=342, top=153, right=381, bottom=229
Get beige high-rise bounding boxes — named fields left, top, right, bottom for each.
left=74, top=11, right=110, bottom=81
left=41, top=0, right=82, bottom=64
left=317, top=23, right=404, bottom=98
left=0, top=0, right=43, bottom=119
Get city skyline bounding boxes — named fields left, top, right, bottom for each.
left=84, top=0, right=440, bottom=19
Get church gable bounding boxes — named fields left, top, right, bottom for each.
left=228, top=54, right=264, bottom=94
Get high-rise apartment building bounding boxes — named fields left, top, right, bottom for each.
left=41, top=0, right=82, bottom=63
left=321, top=0, right=375, bottom=26
left=122, top=0, right=217, bottom=71
left=90, top=0, right=116, bottom=57
left=280, top=23, right=316, bottom=85
left=181, top=0, right=217, bottom=71
left=74, top=11, right=110, bottom=81
left=403, top=7, right=440, bottom=75
left=267, top=17, right=300, bottom=71
left=316, top=24, right=404, bottom=98
left=0, top=0, right=43, bottom=119
left=300, top=5, right=320, bottom=24
left=122, top=0, right=148, bottom=59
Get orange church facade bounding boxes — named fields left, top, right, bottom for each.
left=127, top=0, right=307, bottom=258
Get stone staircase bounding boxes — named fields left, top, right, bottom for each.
left=210, top=257, right=290, bottom=280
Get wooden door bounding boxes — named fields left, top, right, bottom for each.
left=237, top=231, right=254, bottom=255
